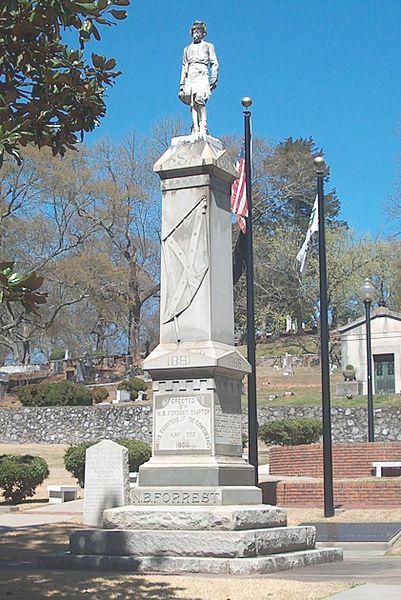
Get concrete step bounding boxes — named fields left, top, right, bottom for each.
left=39, top=547, right=342, bottom=575
left=70, top=526, right=316, bottom=558
left=103, top=503, right=287, bottom=531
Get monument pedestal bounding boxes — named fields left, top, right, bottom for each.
left=136, top=142, right=261, bottom=503
left=40, top=504, right=341, bottom=574
left=39, top=138, right=342, bottom=574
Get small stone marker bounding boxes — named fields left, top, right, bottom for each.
left=115, top=389, right=130, bottom=403
left=83, top=440, right=130, bottom=526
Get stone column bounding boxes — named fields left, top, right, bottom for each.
left=138, top=138, right=261, bottom=505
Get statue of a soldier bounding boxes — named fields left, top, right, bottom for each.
left=179, top=21, right=219, bottom=138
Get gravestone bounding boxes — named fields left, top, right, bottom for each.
left=115, top=389, right=130, bottom=403
left=282, top=353, right=294, bottom=376
left=83, top=440, right=130, bottom=526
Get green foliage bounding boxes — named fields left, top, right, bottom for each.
left=17, top=381, right=92, bottom=406
left=49, top=348, right=66, bottom=361
left=0, top=454, right=49, bottom=503
left=0, top=0, right=130, bottom=165
left=64, top=439, right=151, bottom=486
left=116, top=438, right=152, bottom=471
left=64, top=442, right=94, bottom=487
left=91, top=386, right=109, bottom=404
left=117, top=377, right=147, bottom=400
left=258, top=417, right=323, bottom=446
left=92, top=351, right=106, bottom=358
left=242, top=433, right=248, bottom=449
left=0, top=261, right=47, bottom=311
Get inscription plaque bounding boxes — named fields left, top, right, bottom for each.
left=132, top=488, right=221, bottom=505
left=154, top=394, right=212, bottom=454
left=214, top=403, right=242, bottom=446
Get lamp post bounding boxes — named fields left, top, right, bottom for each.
left=359, top=278, right=375, bottom=442
left=315, top=156, right=334, bottom=518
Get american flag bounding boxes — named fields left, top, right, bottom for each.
left=231, top=144, right=248, bottom=233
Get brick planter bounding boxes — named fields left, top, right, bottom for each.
left=261, top=479, right=401, bottom=509
left=269, top=442, right=401, bottom=479
left=264, top=442, right=401, bottom=508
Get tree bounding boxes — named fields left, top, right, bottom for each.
left=0, top=0, right=130, bottom=316
left=0, top=0, right=129, bottom=165
left=231, top=136, right=344, bottom=337
left=74, top=135, right=162, bottom=361
left=0, top=123, right=169, bottom=364
left=261, top=137, right=342, bottom=233
left=0, top=146, right=104, bottom=363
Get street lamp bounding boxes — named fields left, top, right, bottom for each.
left=314, top=156, right=334, bottom=518
left=359, top=278, right=375, bottom=442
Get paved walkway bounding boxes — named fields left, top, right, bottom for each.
left=0, top=499, right=83, bottom=529
left=328, top=584, right=401, bottom=599
left=2, top=499, right=401, bottom=599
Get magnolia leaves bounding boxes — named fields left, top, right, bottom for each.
left=0, top=0, right=130, bottom=164
left=0, top=261, right=48, bottom=313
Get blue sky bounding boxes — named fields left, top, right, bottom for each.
left=84, top=0, right=401, bottom=237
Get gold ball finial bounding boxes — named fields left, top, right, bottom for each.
left=314, top=156, right=325, bottom=173
left=242, top=97, right=253, bottom=108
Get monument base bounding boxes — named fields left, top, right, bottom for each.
left=138, top=456, right=256, bottom=488
left=39, top=504, right=343, bottom=574
left=130, top=485, right=262, bottom=506
left=335, top=380, right=363, bottom=396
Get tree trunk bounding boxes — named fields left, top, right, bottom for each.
left=127, top=251, right=142, bottom=364
left=22, top=339, right=31, bottom=365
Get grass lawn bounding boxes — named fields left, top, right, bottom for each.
left=244, top=365, right=401, bottom=408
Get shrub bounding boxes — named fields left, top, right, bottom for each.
left=117, top=377, right=147, bottom=401
left=49, top=348, right=65, bottom=361
left=64, top=442, right=94, bottom=487
left=91, top=386, right=109, bottom=404
left=258, top=418, right=323, bottom=446
left=16, top=383, right=41, bottom=405
left=17, top=381, right=93, bottom=407
left=116, top=438, right=152, bottom=471
left=0, top=454, right=49, bottom=503
left=64, top=439, right=151, bottom=486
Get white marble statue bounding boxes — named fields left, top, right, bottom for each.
left=179, top=21, right=219, bottom=137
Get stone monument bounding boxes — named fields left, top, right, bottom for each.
left=83, top=440, right=130, bottom=526
left=40, top=24, right=342, bottom=574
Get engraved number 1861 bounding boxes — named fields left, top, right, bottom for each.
left=168, top=355, right=189, bottom=367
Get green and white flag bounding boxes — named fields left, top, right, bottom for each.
left=296, top=195, right=319, bottom=276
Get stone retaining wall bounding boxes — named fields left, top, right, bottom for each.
left=0, top=405, right=152, bottom=444
left=254, top=406, right=401, bottom=444
left=0, top=404, right=401, bottom=445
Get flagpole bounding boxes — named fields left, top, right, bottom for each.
left=315, top=156, right=334, bottom=518
left=242, top=96, right=258, bottom=484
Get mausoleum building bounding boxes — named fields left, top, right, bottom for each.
left=339, top=306, right=401, bottom=395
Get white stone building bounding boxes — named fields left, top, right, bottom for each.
left=339, top=307, right=401, bottom=395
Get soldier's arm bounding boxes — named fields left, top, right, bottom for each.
left=180, top=47, right=189, bottom=89
left=208, top=43, right=219, bottom=89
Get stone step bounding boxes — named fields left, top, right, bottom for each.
left=70, top=526, right=316, bottom=559
left=103, top=504, right=287, bottom=531
left=39, top=547, right=342, bottom=575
